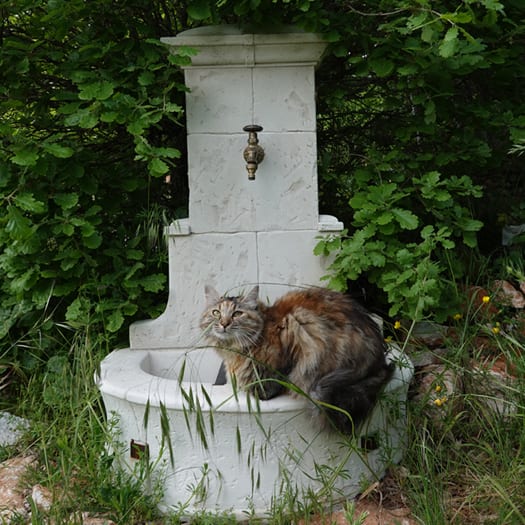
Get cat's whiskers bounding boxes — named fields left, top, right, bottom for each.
left=231, top=327, right=262, bottom=350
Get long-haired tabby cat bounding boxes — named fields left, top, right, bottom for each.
left=200, top=285, right=393, bottom=434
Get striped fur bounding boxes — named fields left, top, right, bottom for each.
left=200, top=285, right=393, bottom=433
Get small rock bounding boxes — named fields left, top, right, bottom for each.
left=492, top=280, right=525, bottom=308
left=0, top=412, right=30, bottom=447
left=407, top=347, right=448, bottom=368
left=415, top=364, right=462, bottom=422
left=471, top=357, right=518, bottom=416
left=0, top=455, right=37, bottom=522
left=32, top=483, right=54, bottom=512
left=410, top=321, right=448, bottom=348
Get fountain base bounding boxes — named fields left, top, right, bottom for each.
left=97, top=345, right=413, bottom=519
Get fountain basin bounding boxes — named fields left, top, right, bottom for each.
left=97, top=345, right=413, bottom=519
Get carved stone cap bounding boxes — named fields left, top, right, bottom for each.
left=161, top=25, right=328, bottom=68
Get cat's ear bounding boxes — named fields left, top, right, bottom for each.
left=243, top=286, right=259, bottom=308
left=204, top=285, right=220, bottom=305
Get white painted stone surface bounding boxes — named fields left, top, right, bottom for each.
left=183, top=68, right=253, bottom=134
left=165, top=26, right=324, bottom=234
left=98, top=345, right=413, bottom=519
left=257, top=230, right=334, bottom=292
left=162, top=26, right=327, bottom=69
left=130, top=225, right=339, bottom=349
left=129, top=26, right=339, bottom=349
left=253, top=66, right=317, bottom=131
left=130, top=231, right=258, bottom=349
left=183, top=66, right=317, bottom=134
left=186, top=132, right=318, bottom=233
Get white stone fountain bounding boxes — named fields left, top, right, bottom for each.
left=97, top=26, right=413, bottom=519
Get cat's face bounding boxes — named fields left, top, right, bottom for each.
left=200, top=285, right=263, bottom=349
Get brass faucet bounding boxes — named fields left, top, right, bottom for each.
left=243, top=125, right=265, bottom=180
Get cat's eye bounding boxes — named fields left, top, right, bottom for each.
left=212, top=309, right=221, bottom=318
left=232, top=311, right=243, bottom=318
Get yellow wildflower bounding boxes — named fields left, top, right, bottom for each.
left=394, top=320, right=402, bottom=330
left=435, top=385, right=442, bottom=393
left=491, top=322, right=501, bottom=335
left=482, top=295, right=490, bottom=304
left=433, top=396, right=448, bottom=407
left=384, top=336, right=393, bottom=343
left=453, top=313, right=462, bottom=321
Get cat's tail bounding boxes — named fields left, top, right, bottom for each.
left=310, top=362, right=395, bottom=435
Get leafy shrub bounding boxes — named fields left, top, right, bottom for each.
left=0, top=1, right=191, bottom=371
left=2, top=0, right=524, bottom=378
left=310, top=1, right=524, bottom=320
left=315, top=170, right=482, bottom=320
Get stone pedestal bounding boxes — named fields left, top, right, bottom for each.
left=130, top=26, right=342, bottom=349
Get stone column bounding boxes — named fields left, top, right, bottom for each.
left=129, top=26, right=342, bottom=349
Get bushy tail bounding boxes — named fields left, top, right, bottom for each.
left=310, top=363, right=394, bottom=434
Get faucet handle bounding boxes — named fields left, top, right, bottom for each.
left=243, top=124, right=263, bottom=133
left=242, top=125, right=265, bottom=180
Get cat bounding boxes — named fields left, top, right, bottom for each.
left=200, top=285, right=394, bottom=434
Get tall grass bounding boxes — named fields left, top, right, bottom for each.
left=1, top=327, right=171, bottom=524
left=402, top=320, right=525, bottom=525
left=1, top=310, right=524, bottom=524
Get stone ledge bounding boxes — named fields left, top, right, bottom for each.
left=166, top=215, right=344, bottom=236
left=162, top=25, right=327, bottom=68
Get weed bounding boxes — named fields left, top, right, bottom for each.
left=2, top=302, right=524, bottom=524
left=402, top=312, right=525, bottom=525
left=343, top=501, right=369, bottom=525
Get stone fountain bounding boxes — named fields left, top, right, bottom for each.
left=97, top=26, right=413, bottom=519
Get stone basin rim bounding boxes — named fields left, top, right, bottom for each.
left=96, top=346, right=412, bottom=414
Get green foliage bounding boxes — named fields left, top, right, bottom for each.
left=0, top=1, right=190, bottom=362
left=4, top=308, right=524, bottom=523
left=3, top=327, right=167, bottom=523
left=308, top=0, right=523, bottom=320
left=180, top=0, right=524, bottom=320
left=1, top=0, right=524, bottom=378
left=1, top=1, right=523, bottom=521
left=316, top=168, right=483, bottom=320
left=401, top=316, right=525, bottom=524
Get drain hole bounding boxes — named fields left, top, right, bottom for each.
left=214, top=362, right=227, bottom=385
left=360, top=434, right=379, bottom=452
left=130, top=439, right=149, bottom=460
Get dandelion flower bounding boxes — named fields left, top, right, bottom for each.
left=394, top=320, right=402, bottom=330
left=482, top=295, right=490, bottom=304
left=453, top=313, right=462, bottom=321
left=435, top=385, right=442, bottom=393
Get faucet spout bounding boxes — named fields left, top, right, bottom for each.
left=243, top=125, right=264, bottom=180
